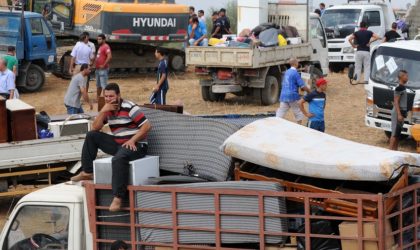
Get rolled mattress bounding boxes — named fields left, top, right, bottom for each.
left=221, top=118, right=420, bottom=181
left=136, top=181, right=287, bottom=245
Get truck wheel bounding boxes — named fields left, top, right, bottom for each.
left=202, top=86, right=225, bottom=102
left=169, top=54, right=185, bottom=71
left=261, top=75, right=279, bottom=105
left=22, top=64, right=45, bottom=93
left=329, top=63, right=345, bottom=73
left=201, top=86, right=211, bottom=101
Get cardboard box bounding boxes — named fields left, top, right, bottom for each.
left=339, top=221, right=395, bottom=250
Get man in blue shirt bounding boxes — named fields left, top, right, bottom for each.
left=276, top=58, right=310, bottom=124
left=188, top=16, right=208, bottom=46
left=0, top=58, right=15, bottom=99
left=299, top=78, right=327, bottom=132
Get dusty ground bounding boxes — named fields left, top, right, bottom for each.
left=0, top=68, right=417, bottom=230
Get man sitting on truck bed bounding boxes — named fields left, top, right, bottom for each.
left=188, top=16, right=208, bottom=46
left=71, top=83, right=151, bottom=212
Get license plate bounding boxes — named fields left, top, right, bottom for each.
left=329, top=56, right=341, bottom=61
left=380, top=123, right=391, bottom=129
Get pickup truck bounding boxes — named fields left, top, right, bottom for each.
left=0, top=8, right=57, bottom=92
left=185, top=1, right=329, bottom=106
left=1, top=110, right=419, bottom=250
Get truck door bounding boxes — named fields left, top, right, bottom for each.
left=26, top=17, right=56, bottom=63
left=362, top=10, right=384, bottom=37
left=310, top=17, right=329, bottom=75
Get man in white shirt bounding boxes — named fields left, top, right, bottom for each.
left=0, top=58, right=15, bottom=99
left=69, top=32, right=94, bottom=75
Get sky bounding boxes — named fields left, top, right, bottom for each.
left=176, top=0, right=416, bottom=11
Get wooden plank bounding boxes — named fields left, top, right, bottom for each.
left=0, top=166, right=67, bottom=178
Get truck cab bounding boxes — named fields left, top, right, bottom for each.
left=0, top=10, right=56, bottom=92
left=0, top=183, right=91, bottom=250
left=364, top=40, right=420, bottom=137
left=321, top=1, right=395, bottom=72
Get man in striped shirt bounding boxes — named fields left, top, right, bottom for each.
left=71, top=83, right=151, bottom=212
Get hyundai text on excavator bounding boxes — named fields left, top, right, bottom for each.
left=26, top=0, right=189, bottom=77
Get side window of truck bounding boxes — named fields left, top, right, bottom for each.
left=363, top=11, right=381, bottom=26
left=30, top=18, right=43, bottom=35
left=4, top=205, right=69, bottom=250
left=41, top=19, right=51, bottom=37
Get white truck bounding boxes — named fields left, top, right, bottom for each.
left=361, top=39, right=420, bottom=138
left=185, top=0, right=328, bottom=105
left=321, top=0, right=396, bottom=72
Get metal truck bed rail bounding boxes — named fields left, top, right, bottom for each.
left=0, top=135, right=86, bottom=169
left=85, top=181, right=420, bottom=250
left=186, top=44, right=312, bottom=68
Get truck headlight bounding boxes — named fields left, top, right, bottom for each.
left=366, top=97, right=374, bottom=116
left=343, top=47, right=354, bottom=53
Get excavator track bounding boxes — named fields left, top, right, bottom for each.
left=53, top=43, right=185, bottom=79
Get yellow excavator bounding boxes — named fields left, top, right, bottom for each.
left=25, top=0, right=189, bottom=77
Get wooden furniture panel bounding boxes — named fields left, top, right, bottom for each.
left=6, top=99, right=37, bottom=141
left=0, top=97, right=7, bottom=143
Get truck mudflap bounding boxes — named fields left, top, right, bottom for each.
left=86, top=175, right=420, bottom=249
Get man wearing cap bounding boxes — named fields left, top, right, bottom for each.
left=299, top=78, right=328, bottom=132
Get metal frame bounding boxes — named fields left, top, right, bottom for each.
left=85, top=181, right=420, bottom=250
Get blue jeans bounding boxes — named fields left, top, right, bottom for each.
left=308, top=120, right=325, bottom=132
left=65, top=105, right=84, bottom=115
left=95, top=69, right=109, bottom=89
left=189, top=38, right=208, bottom=46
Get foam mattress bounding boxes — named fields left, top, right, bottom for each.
left=221, top=118, right=420, bottom=181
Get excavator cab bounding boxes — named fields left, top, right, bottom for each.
left=30, top=0, right=74, bottom=29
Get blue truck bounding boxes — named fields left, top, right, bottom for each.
left=0, top=9, right=56, bottom=92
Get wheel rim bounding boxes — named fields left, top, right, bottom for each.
left=27, top=68, right=42, bottom=88
left=170, top=55, right=184, bottom=71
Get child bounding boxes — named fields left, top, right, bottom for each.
left=151, top=48, right=169, bottom=105
left=299, top=78, right=327, bottom=132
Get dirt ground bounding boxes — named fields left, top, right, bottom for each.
left=0, top=68, right=417, bottom=231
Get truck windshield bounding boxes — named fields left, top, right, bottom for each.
left=0, top=16, right=20, bottom=36
left=371, top=47, right=420, bottom=89
left=321, top=9, right=360, bottom=39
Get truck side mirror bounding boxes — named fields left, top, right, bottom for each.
left=11, top=219, right=20, bottom=231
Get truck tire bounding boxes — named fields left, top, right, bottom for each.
left=169, top=54, right=185, bottom=71
left=201, top=86, right=226, bottom=102
left=261, top=75, right=279, bottom=105
left=22, top=64, right=45, bottom=93
left=201, top=86, right=211, bottom=101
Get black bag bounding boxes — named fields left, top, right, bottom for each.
left=297, top=221, right=341, bottom=250
left=36, top=111, right=51, bottom=130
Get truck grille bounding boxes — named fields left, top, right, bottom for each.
left=328, top=48, right=341, bottom=52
